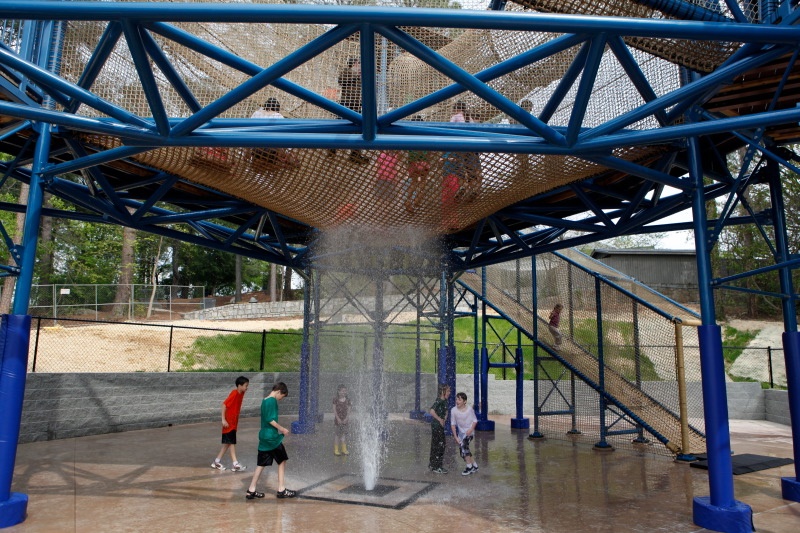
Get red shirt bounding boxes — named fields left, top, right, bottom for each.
left=222, top=389, right=245, bottom=433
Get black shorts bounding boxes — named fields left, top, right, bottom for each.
left=221, top=430, right=237, bottom=445
left=257, top=443, right=289, bottom=467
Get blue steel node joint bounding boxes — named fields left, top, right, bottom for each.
left=676, top=453, right=697, bottom=463
left=692, top=496, right=753, bottom=533
left=528, top=430, right=545, bottom=440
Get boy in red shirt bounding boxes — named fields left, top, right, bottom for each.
left=211, top=376, right=249, bottom=471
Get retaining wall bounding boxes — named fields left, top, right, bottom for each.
left=19, top=372, right=437, bottom=443
left=764, top=389, right=791, bottom=426
left=19, top=373, right=786, bottom=443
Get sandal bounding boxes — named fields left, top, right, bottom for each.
left=276, top=488, right=297, bottom=499
left=246, top=490, right=265, bottom=500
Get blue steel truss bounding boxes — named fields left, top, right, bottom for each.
left=2, top=3, right=800, bottom=532
left=2, top=4, right=800, bottom=277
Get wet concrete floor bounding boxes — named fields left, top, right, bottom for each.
left=7, top=416, right=799, bottom=532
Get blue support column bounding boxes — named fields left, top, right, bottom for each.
left=409, top=282, right=426, bottom=420
left=472, top=293, right=480, bottom=419
left=1, top=111, right=51, bottom=527
left=766, top=157, right=800, bottom=501
left=477, top=267, right=494, bottom=431
left=687, top=122, right=752, bottom=532
left=511, top=260, right=528, bottom=429
left=310, top=269, right=322, bottom=424
left=438, top=270, right=448, bottom=392
left=510, top=345, right=529, bottom=429
left=446, top=277, right=456, bottom=404
left=530, top=256, right=544, bottom=439
left=0, top=315, right=31, bottom=529
left=781, top=331, right=800, bottom=501
left=291, top=269, right=313, bottom=434
left=593, top=278, right=613, bottom=451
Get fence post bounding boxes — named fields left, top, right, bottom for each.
left=167, top=325, right=173, bottom=372
left=767, top=347, right=774, bottom=389
left=674, top=321, right=696, bottom=461
left=260, top=330, right=267, bottom=371
left=31, top=317, right=42, bottom=373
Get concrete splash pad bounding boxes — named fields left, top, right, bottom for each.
left=9, top=416, right=799, bottom=532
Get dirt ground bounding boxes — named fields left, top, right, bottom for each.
left=28, top=316, right=305, bottom=373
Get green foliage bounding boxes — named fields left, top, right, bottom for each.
left=50, top=221, right=123, bottom=284
left=174, top=329, right=303, bottom=372
left=172, top=315, right=658, bottom=383
left=721, top=325, right=757, bottom=365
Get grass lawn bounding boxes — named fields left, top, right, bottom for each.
left=174, top=316, right=660, bottom=382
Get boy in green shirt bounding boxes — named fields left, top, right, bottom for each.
left=246, top=382, right=297, bottom=500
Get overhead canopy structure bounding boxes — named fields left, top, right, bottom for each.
left=3, top=3, right=800, bottom=532
left=2, top=0, right=800, bottom=271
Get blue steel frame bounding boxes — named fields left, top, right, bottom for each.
left=0, top=3, right=799, bottom=532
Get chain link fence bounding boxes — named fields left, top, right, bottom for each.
left=27, top=284, right=207, bottom=321
left=727, top=345, right=787, bottom=389
left=26, top=316, right=440, bottom=374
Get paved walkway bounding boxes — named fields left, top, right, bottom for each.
left=8, top=416, right=799, bottom=532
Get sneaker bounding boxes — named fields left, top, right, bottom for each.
left=230, top=463, right=246, bottom=472
left=462, top=466, right=473, bottom=476
left=470, top=464, right=478, bottom=473
left=245, top=490, right=265, bottom=500
left=211, top=461, right=225, bottom=471
left=432, top=467, right=448, bottom=474
left=276, top=488, right=297, bottom=499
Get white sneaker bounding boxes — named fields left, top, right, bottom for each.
left=230, top=463, right=247, bottom=472
left=470, top=464, right=478, bottom=473
left=211, top=462, right=226, bottom=471
left=462, top=466, right=473, bottom=476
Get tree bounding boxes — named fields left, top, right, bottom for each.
left=0, top=183, right=27, bottom=314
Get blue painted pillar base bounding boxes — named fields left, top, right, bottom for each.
left=290, top=420, right=315, bottom=434
left=781, top=477, right=800, bottom=502
left=593, top=442, right=614, bottom=452
left=0, top=493, right=27, bottom=528
left=676, top=453, right=698, bottom=463
left=693, top=496, right=753, bottom=533
left=510, top=417, right=529, bottom=429
left=566, top=429, right=582, bottom=435
left=528, top=431, right=544, bottom=440
left=409, top=410, right=427, bottom=420
left=476, top=420, right=495, bottom=431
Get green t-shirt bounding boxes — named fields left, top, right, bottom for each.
left=258, top=396, right=283, bottom=452
left=431, top=397, right=448, bottom=425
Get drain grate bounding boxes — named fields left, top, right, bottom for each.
left=299, top=474, right=437, bottom=509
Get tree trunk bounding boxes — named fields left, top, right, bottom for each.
left=235, top=254, right=242, bottom=303
left=146, top=236, right=163, bottom=318
left=171, top=242, right=182, bottom=298
left=37, top=194, right=54, bottom=285
left=113, top=221, right=136, bottom=317
left=0, top=184, right=29, bottom=314
left=282, top=266, right=292, bottom=301
left=269, top=263, right=277, bottom=302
